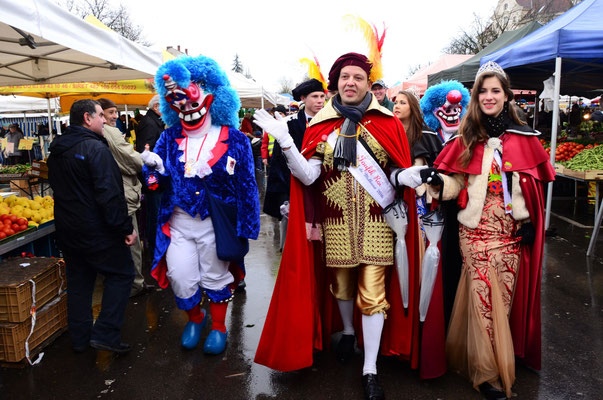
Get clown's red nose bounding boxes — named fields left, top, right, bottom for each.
left=447, top=90, right=462, bottom=104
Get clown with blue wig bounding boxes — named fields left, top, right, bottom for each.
left=141, top=55, right=260, bottom=354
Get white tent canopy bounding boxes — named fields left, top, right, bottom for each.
left=227, top=71, right=289, bottom=109
left=0, top=0, right=163, bottom=86
left=0, top=94, right=59, bottom=114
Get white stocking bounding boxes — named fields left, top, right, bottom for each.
left=337, top=299, right=355, bottom=336
left=362, top=313, right=384, bottom=376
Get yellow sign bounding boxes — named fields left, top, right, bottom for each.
left=0, top=80, right=155, bottom=96
left=18, top=139, right=34, bottom=151
left=0, top=138, right=6, bottom=151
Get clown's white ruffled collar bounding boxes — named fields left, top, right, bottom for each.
left=178, top=125, right=221, bottom=178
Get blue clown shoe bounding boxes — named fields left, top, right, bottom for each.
left=181, top=315, right=207, bottom=350
left=203, top=329, right=228, bottom=354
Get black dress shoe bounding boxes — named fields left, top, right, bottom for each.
left=479, top=382, right=507, bottom=400
left=362, top=374, right=385, bottom=400
left=335, top=334, right=355, bottom=363
left=90, top=340, right=132, bottom=354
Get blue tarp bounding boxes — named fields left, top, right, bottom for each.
left=482, top=0, right=603, bottom=95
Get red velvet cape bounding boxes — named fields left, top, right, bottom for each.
left=254, top=111, right=424, bottom=372
left=434, top=132, right=555, bottom=370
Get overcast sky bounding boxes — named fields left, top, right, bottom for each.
left=122, top=0, right=499, bottom=92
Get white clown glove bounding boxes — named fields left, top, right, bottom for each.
left=141, top=145, right=165, bottom=174
left=391, top=166, right=428, bottom=188
left=253, top=109, right=294, bottom=149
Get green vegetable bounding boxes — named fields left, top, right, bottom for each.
left=0, top=164, right=31, bottom=174
left=565, top=146, right=603, bottom=171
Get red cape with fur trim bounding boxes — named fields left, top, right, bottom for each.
left=254, top=110, right=424, bottom=372
left=434, top=132, right=555, bottom=370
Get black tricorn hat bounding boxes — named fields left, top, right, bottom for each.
left=292, top=79, right=324, bottom=101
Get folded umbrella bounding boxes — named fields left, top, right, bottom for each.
left=382, top=200, right=410, bottom=310
left=419, top=209, right=445, bottom=322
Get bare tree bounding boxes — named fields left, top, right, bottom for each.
left=55, top=0, right=150, bottom=45
left=277, top=77, right=293, bottom=95
left=443, top=1, right=577, bottom=55
left=444, top=12, right=512, bottom=55
left=244, top=68, right=254, bottom=80
left=406, top=63, right=427, bottom=79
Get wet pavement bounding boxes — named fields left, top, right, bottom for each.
left=0, top=189, right=602, bottom=399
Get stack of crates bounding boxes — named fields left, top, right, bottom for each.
left=29, top=160, right=49, bottom=179
left=0, top=257, right=67, bottom=363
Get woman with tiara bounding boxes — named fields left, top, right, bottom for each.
left=420, top=62, right=555, bottom=399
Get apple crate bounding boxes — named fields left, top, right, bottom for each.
left=0, top=258, right=66, bottom=323
left=0, top=292, right=67, bottom=362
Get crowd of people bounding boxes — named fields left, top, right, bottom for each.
left=45, top=52, right=554, bottom=400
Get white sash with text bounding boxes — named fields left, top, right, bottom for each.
left=326, top=132, right=395, bottom=209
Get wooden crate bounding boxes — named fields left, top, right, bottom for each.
left=0, top=292, right=67, bottom=362
left=30, top=161, right=48, bottom=172
left=28, top=169, right=48, bottom=179
left=562, top=168, right=603, bottom=180
left=554, top=163, right=565, bottom=174
left=9, top=180, right=30, bottom=197
left=0, top=258, right=66, bottom=323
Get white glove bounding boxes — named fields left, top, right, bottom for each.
left=141, top=149, right=165, bottom=175
left=391, top=166, right=428, bottom=188
left=253, top=109, right=294, bottom=149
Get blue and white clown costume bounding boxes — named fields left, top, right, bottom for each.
left=142, top=56, right=260, bottom=353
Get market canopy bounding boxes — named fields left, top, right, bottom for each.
left=0, top=79, right=156, bottom=112
left=481, top=0, right=603, bottom=96
left=227, top=71, right=289, bottom=109
left=0, top=94, right=59, bottom=114
left=0, top=0, right=163, bottom=86
left=387, top=54, right=472, bottom=98
left=427, top=21, right=542, bottom=88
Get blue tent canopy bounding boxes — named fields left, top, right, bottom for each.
left=482, top=0, right=603, bottom=96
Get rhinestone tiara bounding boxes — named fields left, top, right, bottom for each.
left=476, top=61, right=507, bottom=80
left=405, top=86, right=421, bottom=100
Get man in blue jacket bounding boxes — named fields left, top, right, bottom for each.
left=48, top=99, right=137, bottom=354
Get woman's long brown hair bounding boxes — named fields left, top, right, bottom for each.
left=395, top=90, right=424, bottom=160
left=458, top=71, right=526, bottom=167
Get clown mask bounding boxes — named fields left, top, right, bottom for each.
left=433, top=89, right=463, bottom=134
left=163, top=74, right=213, bottom=134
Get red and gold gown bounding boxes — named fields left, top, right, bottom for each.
left=446, top=161, right=521, bottom=398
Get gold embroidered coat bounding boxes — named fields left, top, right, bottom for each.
left=313, top=123, right=395, bottom=268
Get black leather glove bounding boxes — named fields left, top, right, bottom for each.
left=420, top=167, right=443, bottom=186
left=515, top=222, right=535, bottom=244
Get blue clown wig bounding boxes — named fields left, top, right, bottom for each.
left=155, top=55, right=241, bottom=128
left=420, top=80, right=470, bottom=132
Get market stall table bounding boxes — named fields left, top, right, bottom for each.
left=0, top=223, right=55, bottom=257
left=0, top=174, right=50, bottom=198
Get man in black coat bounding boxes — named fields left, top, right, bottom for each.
left=135, top=95, right=164, bottom=255
left=263, top=79, right=325, bottom=220
left=48, top=99, right=137, bottom=354
left=135, top=95, right=164, bottom=153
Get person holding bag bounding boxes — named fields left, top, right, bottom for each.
left=141, top=55, right=260, bottom=355
left=422, top=62, right=555, bottom=399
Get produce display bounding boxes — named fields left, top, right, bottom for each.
left=0, top=164, right=30, bottom=175
left=0, top=195, right=54, bottom=240
left=541, top=139, right=600, bottom=163
left=565, top=145, right=603, bottom=171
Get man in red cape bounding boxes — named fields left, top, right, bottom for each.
left=253, top=53, right=426, bottom=400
